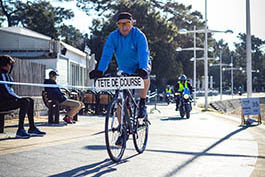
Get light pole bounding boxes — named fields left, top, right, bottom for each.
left=209, top=51, right=230, bottom=101
left=252, top=69, right=260, bottom=92
left=223, top=56, right=244, bottom=99
left=177, top=26, right=204, bottom=105
left=178, top=28, right=232, bottom=110
left=246, top=0, right=252, bottom=98
left=220, top=51, right=223, bottom=100
left=203, top=0, right=234, bottom=110
left=231, top=56, right=234, bottom=97
left=193, top=26, right=197, bottom=105
left=223, top=66, right=243, bottom=98
left=252, top=69, right=260, bottom=73
left=204, top=0, right=209, bottom=110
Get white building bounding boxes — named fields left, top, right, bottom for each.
left=0, top=27, right=96, bottom=86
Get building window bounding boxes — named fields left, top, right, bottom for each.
left=70, top=62, right=85, bottom=86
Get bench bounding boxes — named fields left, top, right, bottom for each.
left=42, top=90, right=78, bottom=124
left=82, top=89, right=97, bottom=114
left=42, top=91, right=60, bottom=124
left=97, top=91, right=113, bottom=115
left=0, top=110, right=14, bottom=133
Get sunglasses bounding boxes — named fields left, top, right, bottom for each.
left=117, top=21, right=131, bottom=28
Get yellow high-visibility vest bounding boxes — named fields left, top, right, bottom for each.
left=166, top=88, right=172, bottom=93
left=178, top=81, right=188, bottom=92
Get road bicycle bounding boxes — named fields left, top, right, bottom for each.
left=95, top=73, right=150, bottom=162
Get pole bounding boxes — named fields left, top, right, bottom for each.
left=246, top=0, right=252, bottom=98
left=193, top=26, right=197, bottom=105
left=155, top=89, right=157, bottom=110
left=204, top=0, right=209, bottom=110
left=220, top=50, right=222, bottom=101
left=231, top=56, right=234, bottom=98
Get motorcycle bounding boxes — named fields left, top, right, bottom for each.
left=166, top=92, right=174, bottom=105
left=179, top=88, right=192, bottom=119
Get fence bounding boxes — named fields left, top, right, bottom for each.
left=147, top=89, right=161, bottom=113
left=10, top=59, right=46, bottom=96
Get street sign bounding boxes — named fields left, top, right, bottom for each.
left=241, top=98, right=260, bottom=115
left=95, top=76, right=144, bottom=90
left=241, top=98, right=261, bottom=125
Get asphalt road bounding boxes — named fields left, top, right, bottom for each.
left=0, top=103, right=265, bottom=177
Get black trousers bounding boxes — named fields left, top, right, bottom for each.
left=0, top=97, right=35, bottom=130
left=176, top=95, right=180, bottom=108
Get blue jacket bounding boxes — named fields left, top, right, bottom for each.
left=44, top=79, right=66, bottom=103
left=97, top=27, right=150, bottom=74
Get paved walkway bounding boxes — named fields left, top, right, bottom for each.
left=0, top=104, right=265, bottom=177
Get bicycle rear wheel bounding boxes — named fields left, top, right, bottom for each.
left=133, top=116, right=149, bottom=153
left=105, top=98, right=126, bottom=162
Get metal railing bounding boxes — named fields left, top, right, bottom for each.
left=147, top=89, right=160, bottom=113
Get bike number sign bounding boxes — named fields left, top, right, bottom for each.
left=95, top=76, right=144, bottom=90
left=241, top=98, right=260, bottom=115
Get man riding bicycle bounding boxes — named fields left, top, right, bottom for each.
left=90, top=12, right=151, bottom=119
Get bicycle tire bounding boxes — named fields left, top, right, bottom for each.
left=133, top=115, right=149, bottom=153
left=105, top=98, right=127, bottom=162
left=179, top=105, right=185, bottom=118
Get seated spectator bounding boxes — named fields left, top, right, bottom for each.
left=44, top=71, right=83, bottom=124
left=0, top=55, right=46, bottom=138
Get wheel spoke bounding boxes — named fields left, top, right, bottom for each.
left=133, top=117, right=149, bottom=153
left=105, top=99, right=126, bottom=162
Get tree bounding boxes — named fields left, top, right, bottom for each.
left=76, top=0, right=209, bottom=89
left=0, top=0, right=75, bottom=39
left=208, top=39, right=231, bottom=90
left=58, top=24, right=84, bottom=50
left=0, top=0, right=85, bottom=50
left=0, top=10, right=4, bottom=26
left=0, top=0, right=24, bottom=26
left=18, top=1, right=74, bottom=39
left=233, top=33, right=265, bottom=91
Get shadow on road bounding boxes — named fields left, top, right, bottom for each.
left=160, top=117, right=186, bottom=121
left=49, top=159, right=116, bottom=177
left=91, top=130, right=105, bottom=136
left=84, top=145, right=106, bottom=150
left=0, top=136, right=30, bottom=141
left=4, top=122, right=67, bottom=128
left=145, top=125, right=263, bottom=177
left=49, top=151, right=140, bottom=177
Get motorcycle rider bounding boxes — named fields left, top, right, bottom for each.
left=165, top=85, right=173, bottom=103
left=175, top=74, right=193, bottom=111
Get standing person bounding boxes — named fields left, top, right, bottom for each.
left=0, top=55, right=46, bottom=138
left=44, top=71, right=83, bottom=124
left=89, top=12, right=151, bottom=118
left=175, top=74, right=193, bottom=111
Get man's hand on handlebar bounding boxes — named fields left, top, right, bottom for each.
left=89, top=70, right=103, bottom=79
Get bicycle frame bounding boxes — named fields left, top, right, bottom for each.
left=103, top=75, right=149, bottom=162
left=112, top=88, right=138, bottom=135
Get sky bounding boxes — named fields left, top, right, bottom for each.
left=177, top=0, right=265, bottom=50
left=58, top=0, right=265, bottom=50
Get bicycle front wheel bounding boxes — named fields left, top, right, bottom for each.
left=133, top=116, right=149, bottom=153
left=105, top=98, right=126, bottom=162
